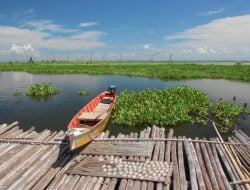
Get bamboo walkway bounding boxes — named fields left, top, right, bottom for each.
left=0, top=121, right=249, bottom=190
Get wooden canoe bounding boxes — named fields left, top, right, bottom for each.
left=66, top=90, right=116, bottom=150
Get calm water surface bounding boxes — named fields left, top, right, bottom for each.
left=0, top=72, right=249, bottom=137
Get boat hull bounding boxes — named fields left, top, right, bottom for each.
left=66, top=91, right=115, bottom=150
left=67, top=112, right=111, bottom=150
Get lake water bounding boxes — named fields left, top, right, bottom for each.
left=0, top=72, right=249, bottom=137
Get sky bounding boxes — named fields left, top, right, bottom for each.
left=0, top=0, right=250, bottom=61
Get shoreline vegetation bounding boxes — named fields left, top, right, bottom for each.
left=0, top=62, right=250, bottom=81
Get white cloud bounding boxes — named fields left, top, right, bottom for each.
left=195, top=47, right=207, bottom=54
left=23, top=20, right=78, bottom=33
left=2, top=44, right=41, bottom=62
left=79, top=22, right=98, bottom=27
left=195, top=46, right=217, bottom=54
left=143, top=44, right=152, bottom=49
left=9, top=44, right=35, bottom=54
left=198, top=8, right=226, bottom=16
left=164, top=14, right=250, bottom=59
left=0, top=24, right=105, bottom=51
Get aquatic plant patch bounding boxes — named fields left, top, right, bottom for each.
left=26, top=83, right=60, bottom=97
left=113, top=86, right=246, bottom=133
left=77, top=90, right=90, bottom=96
left=113, top=86, right=209, bottom=127
left=0, top=63, right=250, bottom=81
left=211, top=102, right=245, bottom=133
left=12, top=89, right=22, bottom=96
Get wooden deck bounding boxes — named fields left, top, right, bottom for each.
left=0, top=121, right=249, bottom=190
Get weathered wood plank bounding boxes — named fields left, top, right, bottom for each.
left=183, top=138, right=198, bottom=190
left=200, top=142, right=220, bottom=190
left=81, top=141, right=155, bottom=157
left=210, top=138, right=232, bottom=190
left=178, top=137, right=187, bottom=190
left=194, top=138, right=213, bottom=190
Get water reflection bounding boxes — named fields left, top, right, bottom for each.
left=0, top=72, right=249, bottom=137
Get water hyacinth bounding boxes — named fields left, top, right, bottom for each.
left=12, top=89, right=22, bottom=97
left=77, top=90, right=90, bottom=96
left=113, top=86, right=209, bottom=127
left=211, top=101, right=245, bottom=133
left=112, top=86, right=246, bottom=133
left=26, top=82, right=60, bottom=97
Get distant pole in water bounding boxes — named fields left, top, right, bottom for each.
left=119, top=51, right=123, bottom=63
left=29, top=56, right=34, bottom=63
left=90, top=49, right=93, bottom=64
left=169, top=53, right=173, bottom=64
left=102, top=52, right=108, bottom=62
left=150, top=52, right=160, bottom=63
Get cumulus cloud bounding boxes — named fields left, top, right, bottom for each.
left=164, top=14, right=250, bottom=59
left=79, top=21, right=98, bottom=27
left=9, top=44, right=36, bottom=54
left=0, top=22, right=105, bottom=51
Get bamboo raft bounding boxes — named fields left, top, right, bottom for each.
left=0, top=121, right=249, bottom=190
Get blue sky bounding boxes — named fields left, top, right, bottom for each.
left=0, top=0, right=250, bottom=61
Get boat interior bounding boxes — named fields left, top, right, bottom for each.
left=77, top=96, right=113, bottom=129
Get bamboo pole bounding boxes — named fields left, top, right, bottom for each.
left=230, top=179, right=250, bottom=185
left=212, top=122, right=250, bottom=189
left=94, top=138, right=249, bottom=147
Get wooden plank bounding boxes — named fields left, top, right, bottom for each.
left=200, top=142, right=220, bottom=190
left=215, top=142, right=241, bottom=190
left=118, top=179, right=127, bottom=190
left=0, top=121, right=18, bottom=135
left=73, top=176, right=92, bottom=190
left=178, top=137, right=187, bottom=190
left=101, top=178, right=111, bottom=190
left=157, top=128, right=165, bottom=190
left=0, top=132, right=53, bottom=183
left=164, top=128, right=173, bottom=190
left=63, top=175, right=81, bottom=190
left=188, top=139, right=206, bottom=190
left=0, top=123, right=7, bottom=128
left=85, top=176, right=98, bottom=189
left=194, top=138, right=213, bottom=190
left=146, top=126, right=157, bottom=190
left=183, top=139, right=198, bottom=190
left=164, top=129, right=173, bottom=162
left=7, top=145, right=60, bottom=190
left=210, top=138, right=232, bottom=190
left=204, top=139, right=226, bottom=190
left=105, top=178, right=118, bottom=190
left=31, top=154, right=72, bottom=190
left=132, top=180, right=141, bottom=190
left=66, top=156, right=173, bottom=183
left=93, top=177, right=104, bottom=190
left=81, top=141, right=154, bottom=157
left=125, top=179, right=134, bottom=190
left=46, top=154, right=77, bottom=190
left=132, top=129, right=147, bottom=189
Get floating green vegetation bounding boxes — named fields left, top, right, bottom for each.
left=211, top=101, right=245, bottom=133
left=113, top=86, right=209, bottom=127
left=12, top=89, right=22, bottom=96
left=0, top=62, right=250, bottom=81
left=113, top=86, right=246, bottom=134
left=77, top=90, right=90, bottom=96
left=26, top=83, right=60, bottom=97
